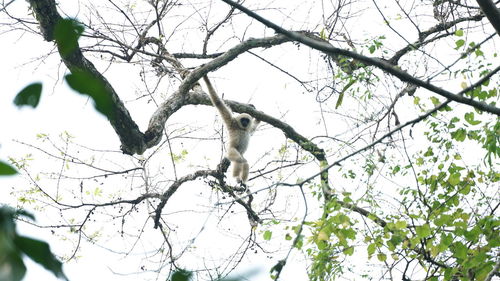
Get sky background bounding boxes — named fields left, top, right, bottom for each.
left=0, top=2, right=315, bottom=280
left=2, top=1, right=498, bottom=281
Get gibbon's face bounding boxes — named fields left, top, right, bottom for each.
left=240, top=117, right=250, bottom=128
left=236, top=113, right=252, bottom=130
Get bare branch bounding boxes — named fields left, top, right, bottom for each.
left=220, top=0, right=500, bottom=116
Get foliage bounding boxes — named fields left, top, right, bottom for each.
left=65, top=70, right=114, bottom=119
left=0, top=161, right=17, bottom=176
left=0, top=207, right=67, bottom=281
left=1, top=0, right=499, bottom=281
left=13, top=83, right=42, bottom=108
left=54, top=18, right=84, bottom=58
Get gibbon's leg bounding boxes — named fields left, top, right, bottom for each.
left=232, top=162, right=242, bottom=179
left=240, top=162, right=250, bottom=183
left=227, top=147, right=246, bottom=163
left=227, top=147, right=247, bottom=182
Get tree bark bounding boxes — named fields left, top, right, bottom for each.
left=476, top=0, right=500, bottom=37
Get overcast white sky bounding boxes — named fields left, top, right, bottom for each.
left=2, top=1, right=498, bottom=281
left=0, top=2, right=314, bottom=280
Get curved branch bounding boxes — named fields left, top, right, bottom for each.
left=153, top=168, right=217, bottom=229
left=153, top=159, right=261, bottom=228
left=220, top=0, right=500, bottom=116
left=144, top=34, right=293, bottom=149
left=27, top=0, right=296, bottom=156
left=185, top=92, right=331, bottom=199
left=27, top=0, right=146, bottom=155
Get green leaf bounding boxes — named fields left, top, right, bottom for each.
left=0, top=207, right=40, bottom=281
left=415, top=224, right=431, bottom=238
left=14, top=236, right=67, bottom=280
left=434, top=214, right=452, bottom=227
left=464, top=112, right=481, bottom=125
left=447, top=172, right=461, bottom=186
left=0, top=161, right=18, bottom=176
left=343, top=247, right=354, bottom=256
left=455, top=29, right=464, bottom=37
left=395, top=220, right=407, bottom=229
left=319, top=28, right=326, bottom=40
left=263, top=230, right=272, bottom=241
left=171, top=269, right=192, bottom=281
left=451, top=128, right=466, bottom=142
left=65, top=71, right=114, bottom=119
left=0, top=244, right=26, bottom=281
left=367, top=243, right=376, bottom=256
left=452, top=242, right=467, bottom=260
left=455, top=39, right=465, bottom=49
left=377, top=253, right=387, bottom=262
left=391, top=165, right=401, bottom=175
left=430, top=96, right=440, bottom=106
left=413, top=96, right=420, bottom=105
left=54, top=18, right=84, bottom=57
left=13, top=83, right=42, bottom=108
left=335, top=79, right=356, bottom=109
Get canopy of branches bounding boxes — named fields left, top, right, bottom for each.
left=0, top=0, right=498, bottom=281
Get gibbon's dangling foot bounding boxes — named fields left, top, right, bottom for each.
left=203, top=76, right=260, bottom=184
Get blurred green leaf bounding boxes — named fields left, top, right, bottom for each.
left=343, top=247, right=354, bottom=256
left=54, top=18, right=84, bottom=57
left=0, top=244, right=26, bottom=281
left=455, top=39, right=465, bottom=49
left=336, top=79, right=355, bottom=109
left=377, top=253, right=387, bottom=262
left=14, top=236, right=67, bottom=280
left=416, top=224, right=431, bottom=238
left=13, top=83, right=42, bottom=108
left=452, top=242, right=467, bottom=260
left=263, top=230, right=272, bottom=241
left=367, top=243, right=376, bottom=256
left=0, top=207, right=66, bottom=281
left=447, top=172, right=461, bottom=186
left=395, top=220, right=407, bottom=229
left=65, top=71, right=114, bottom=119
left=464, top=112, right=481, bottom=125
left=0, top=161, right=18, bottom=176
left=451, top=128, right=466, bottom=142
left=171, top=269, right=192, bottom=281
left=0, top=207, right=27, bottom=281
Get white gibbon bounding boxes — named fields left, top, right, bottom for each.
left=203, top=76, right=260, bottom=184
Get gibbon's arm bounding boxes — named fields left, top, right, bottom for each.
left=251, top=119, right=260, bottom=133
left=203, top=76, right=233, bottom=127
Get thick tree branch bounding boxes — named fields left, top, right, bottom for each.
left=476, top=0, right=500, bottom=36
left=184, top=92, right=331, bottom=198
left=27, top=0, right=297, bottom=156
left=27, top=0, right=146, bottom=155
left=220, top=0, right=500, bottom=116
left=185, top=92, right=328, bottom=162
left=144, top=34, right=293, bottom=148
